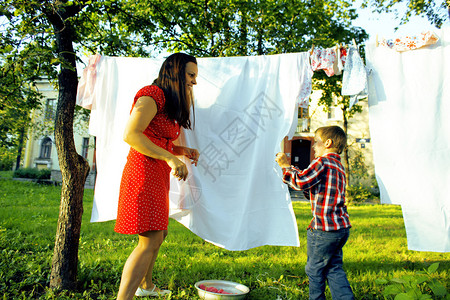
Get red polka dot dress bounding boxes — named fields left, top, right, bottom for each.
left=114, top=85, right=180, bottom=234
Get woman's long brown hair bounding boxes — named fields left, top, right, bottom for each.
left=153, top=53, right=197, bottom=129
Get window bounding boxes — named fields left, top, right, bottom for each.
left=81, top=137, right=89, bottom=159
left=327, top=97, right=341, bottom=120
left=44, top=98, right=57, bottom=121
left=40, top=137, right=52, bottom=159
left=298, top=107, right=309, bottom=119
left=328, top=107, right=338, bottom=120
left=297, top=107, right=310, bottom=133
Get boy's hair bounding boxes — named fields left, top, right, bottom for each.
left=315, top=126, right=347, bottom=154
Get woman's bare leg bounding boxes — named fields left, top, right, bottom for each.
left=116, top=230, right=166, bottom=300
left=139, top=230, right=168, bottom=290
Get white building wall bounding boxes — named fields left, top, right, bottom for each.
left=23, top=79, right=95, bottom=186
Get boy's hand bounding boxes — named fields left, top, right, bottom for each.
left=275, top=152, right=291, bottom=169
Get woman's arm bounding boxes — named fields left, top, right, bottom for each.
left=123, top=96, right=188, bottom=180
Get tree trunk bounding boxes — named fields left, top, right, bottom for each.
left=15, top=126, right=25, bottom=170
left=49, top=15, right=90, bottom=290
left=239, top=12, right=248, bottom=55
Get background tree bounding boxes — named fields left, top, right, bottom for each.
left=312, top=73, right=365, bottom=186
left=1, top=0, right=175, bottom=290
left=0, top=34, right=46, bottom=170
left=362, top=0, right=449, bottom=28
left=3, top=0, right=104, bottom=290
left=136, top=0, right=367, bottom=57
left=1, top=0, right=367, bottom=292
left=131, top=0, right=368, bottom=187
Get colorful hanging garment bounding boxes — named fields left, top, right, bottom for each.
left=379, top=31, right=439, bottom=52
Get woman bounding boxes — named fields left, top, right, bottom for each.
left=115, top=53, right=200, bottom=299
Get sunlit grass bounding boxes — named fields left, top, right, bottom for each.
left=0, top=179, right=448, bottom=299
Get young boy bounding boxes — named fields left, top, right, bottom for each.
left=276, top=125, right=354, bottom=300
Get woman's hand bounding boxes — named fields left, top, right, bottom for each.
left=167, top=157, right=188, bottom=181
left=183, top=147, right=200, bottom=166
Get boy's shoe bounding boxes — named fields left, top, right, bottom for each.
left=135, top=285, right=171, bottom=297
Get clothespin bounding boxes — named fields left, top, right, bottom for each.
left=375, top=34, right=379, bottom=47
left=310, top=44, right=315, bottom=55
left=352, top=38, right=357, bottom=49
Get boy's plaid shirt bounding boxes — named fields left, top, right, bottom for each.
left=282, top=153, right=351, bottom=231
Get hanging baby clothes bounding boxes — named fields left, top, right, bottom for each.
left=310, top=46, right=337, bottom=77
left=378, top=31, right=439, bottom=52
left=366, top=28, right=450, bottom=252
left=337, top=47, right=347, bottom=75
left=76, top=53, right=311, bottom=251
left=310, top=46, right=347, bottom=77
left=341, top=46, right=368, bottom=109
left=76, top=54, right=101, bottom=110
left=333, top=45, right=347, bottom=76
left=287, top=54, right=314, bottom=139
left=297, top=54, right=314, bottom=109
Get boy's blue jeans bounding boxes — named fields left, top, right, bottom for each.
left=305, top=228, right=354, bottom=300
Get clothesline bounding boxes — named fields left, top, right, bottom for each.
left=302, top=30, right=439, bottom=109
left=306, top=41, right=367, bottom=109
left=75, top=28, right=447, bottom=252
left=303, top=28, right=448, bottom=252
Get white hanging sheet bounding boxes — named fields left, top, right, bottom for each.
left=365, top=28, right=450, bottom=252
left=77, top=53, right=314, bottom=250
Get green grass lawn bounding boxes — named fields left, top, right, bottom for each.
left=0, top=177, right=448, bottom=299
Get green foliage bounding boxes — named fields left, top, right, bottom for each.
left=13, top=168, right=51, bottom=180
left=0, top=147, right=15, bottom=171
left=347, top=183, right=374, bottom=205
left=362, top=0, right=449, bottom=28
left=1, top=180, right=449, bottom=299
left=346, top=145, right=380, bottom=205
left=0, top=0, right=367, bottom=178
left=349, top=146, right=369, bottom=182
left=0, top=60, right=43, bottom=150
left=376, top=263, right=449, bottom=299
left=123, top=0, right=368, bottom=58
left=0, top=171, right=13, bottom=178
left=312, top=70, right=365, bottom=118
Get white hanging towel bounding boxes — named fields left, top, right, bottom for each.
left=77, top=53, right=313, bottom=250
left=365, top=28, right=450, bottom=252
